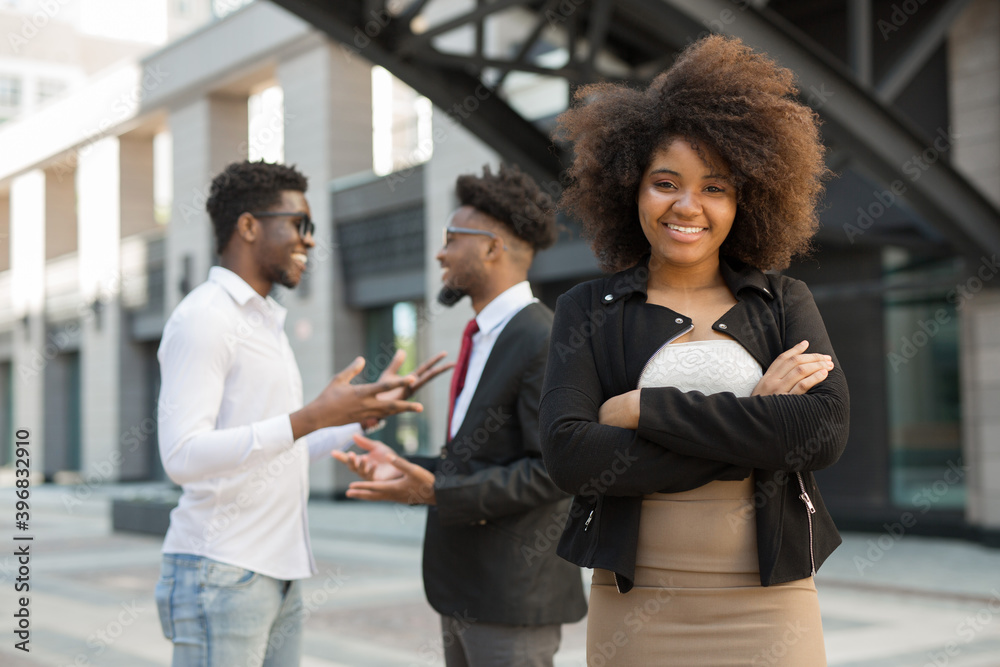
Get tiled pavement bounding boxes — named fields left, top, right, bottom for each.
left=2, top=483, right=1000, bottom=666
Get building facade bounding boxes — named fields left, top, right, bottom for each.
left=0, top=0, right=998, bottom=540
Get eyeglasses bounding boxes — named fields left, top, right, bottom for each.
left=442, top=226, right=508, bottom=251
left=251, top=211, right=315, bottom=239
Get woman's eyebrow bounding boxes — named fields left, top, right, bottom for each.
left=649, top=167, right=731, bottom=181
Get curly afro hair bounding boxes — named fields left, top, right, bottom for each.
left=455, top=164, right=558, bottom=253
left=555, top=35, right=829, bottom=273
left=206, top=161, right=309, bottom=254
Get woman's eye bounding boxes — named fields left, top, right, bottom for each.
left=705, top=185, right=725, bottom=193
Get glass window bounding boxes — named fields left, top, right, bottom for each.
left=884, top=250, right=964, bottom=510
left=372, top=66, right=433, bottom=176
left=42, top=350, right=82, bottom=475
left=363, top=301, right=429, bottom=454
left=153, top=131, right=173, bottom=225
left=247, top=85, right=283, bottom=164
left=0, top=76, right=22, bottom=109
left=36, top=78, right=67, bottom=104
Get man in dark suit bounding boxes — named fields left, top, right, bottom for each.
left=334, top=165, right=587, bottom=666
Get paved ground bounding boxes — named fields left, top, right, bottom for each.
left=2, top=482, right=1000, bottom=666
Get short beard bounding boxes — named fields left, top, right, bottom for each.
left=437, top=285, right=466, bottom=307
left=268, top=266, right=299, bottom=290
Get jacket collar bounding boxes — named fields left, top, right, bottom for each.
left=600, top=255, right=774, bottom=305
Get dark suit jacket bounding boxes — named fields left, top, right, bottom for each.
left=412, top=301, right=588, bottom=626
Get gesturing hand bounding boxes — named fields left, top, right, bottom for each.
left=332, top=433, right=402, bottom=482
left=290, top=357, right=424, bottom=439
left=376, top=350, right=455, bottom=401
left=341, top=434, right=437, bottom=505
left=751, top=340, right=834, bottom=397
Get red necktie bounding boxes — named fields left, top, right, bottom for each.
left=447, top=318, right=480, bottom=439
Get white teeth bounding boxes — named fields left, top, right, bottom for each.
left=667, top=223, right=704, bottom=234
left=292, top=253, right=308, bottom=267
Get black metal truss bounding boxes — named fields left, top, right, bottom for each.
left=271, top=0, right=1000, bottom=257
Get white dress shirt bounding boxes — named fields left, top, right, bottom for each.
left=157, top=266, right=359, bottom=580
left=449, top=281, right=537, bottom=439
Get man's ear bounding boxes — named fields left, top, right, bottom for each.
left=235, top=212, right=259, bottom=244
left=485, top=235, right=503, bottom=260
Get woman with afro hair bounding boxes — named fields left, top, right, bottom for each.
left=539, top=35, right=849, bottom=664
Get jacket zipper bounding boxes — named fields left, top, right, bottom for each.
left=637, top=324, right=694, bottom=383
left=795, top=472, right=817, bottom=575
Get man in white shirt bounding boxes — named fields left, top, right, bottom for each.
left=335, top=165, right=587, bottom=667
left=154, top=160, right=447, bottom=667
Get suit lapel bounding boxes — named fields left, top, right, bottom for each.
left=452, top=302, right=537, bottom=439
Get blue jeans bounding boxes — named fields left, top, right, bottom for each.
left=154, top=554, right=304, bottom=667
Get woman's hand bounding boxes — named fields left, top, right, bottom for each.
left=751, top=340, right=834, bottom=397
left=598, top=390, right=641, bottom=429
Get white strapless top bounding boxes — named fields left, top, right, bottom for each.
left=637, top=338, right=763, bottom=396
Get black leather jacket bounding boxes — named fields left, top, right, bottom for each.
left=539, top=257, right=850, bottom=592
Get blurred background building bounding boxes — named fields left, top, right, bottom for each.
left=0, top=0, right=997, bottom=542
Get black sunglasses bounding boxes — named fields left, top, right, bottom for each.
left=251, top=211, right=315, bottom=239
left=442, top=225, right=508, bottom=251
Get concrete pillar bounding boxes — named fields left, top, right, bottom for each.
left=279, top=40, right=373, bottom=493
left=422, top=114, right=500, bottom=452
left=165, top=94, right=249, bottom=314
left=10, top=170, right=46, bottom=474
left=950, top=0, right=1000, bottom=538
left=949, top=0, right=1000, bottom=208
left=77, top=136, right=123, bottom=480
left=961, top=290, right=1000, bottom=534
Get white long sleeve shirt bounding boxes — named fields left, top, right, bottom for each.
left=449, top=281, right=537, bottom=439
left=157, top=266, right=359, bottom=580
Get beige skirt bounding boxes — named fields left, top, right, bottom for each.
left=586, top=478, right=826, bottom=666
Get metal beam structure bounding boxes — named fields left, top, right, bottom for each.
left=874, top=0, right=975, bottom=102
left=270, top=0, right=1000, bottom=258
left=672, top=0, right=999, bottom=258
left=847, top=0, right=872, bottom=86
left=270, top=0, right=565, bottom=185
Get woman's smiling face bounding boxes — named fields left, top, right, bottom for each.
left=636, top=137, right=737, bottom=271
